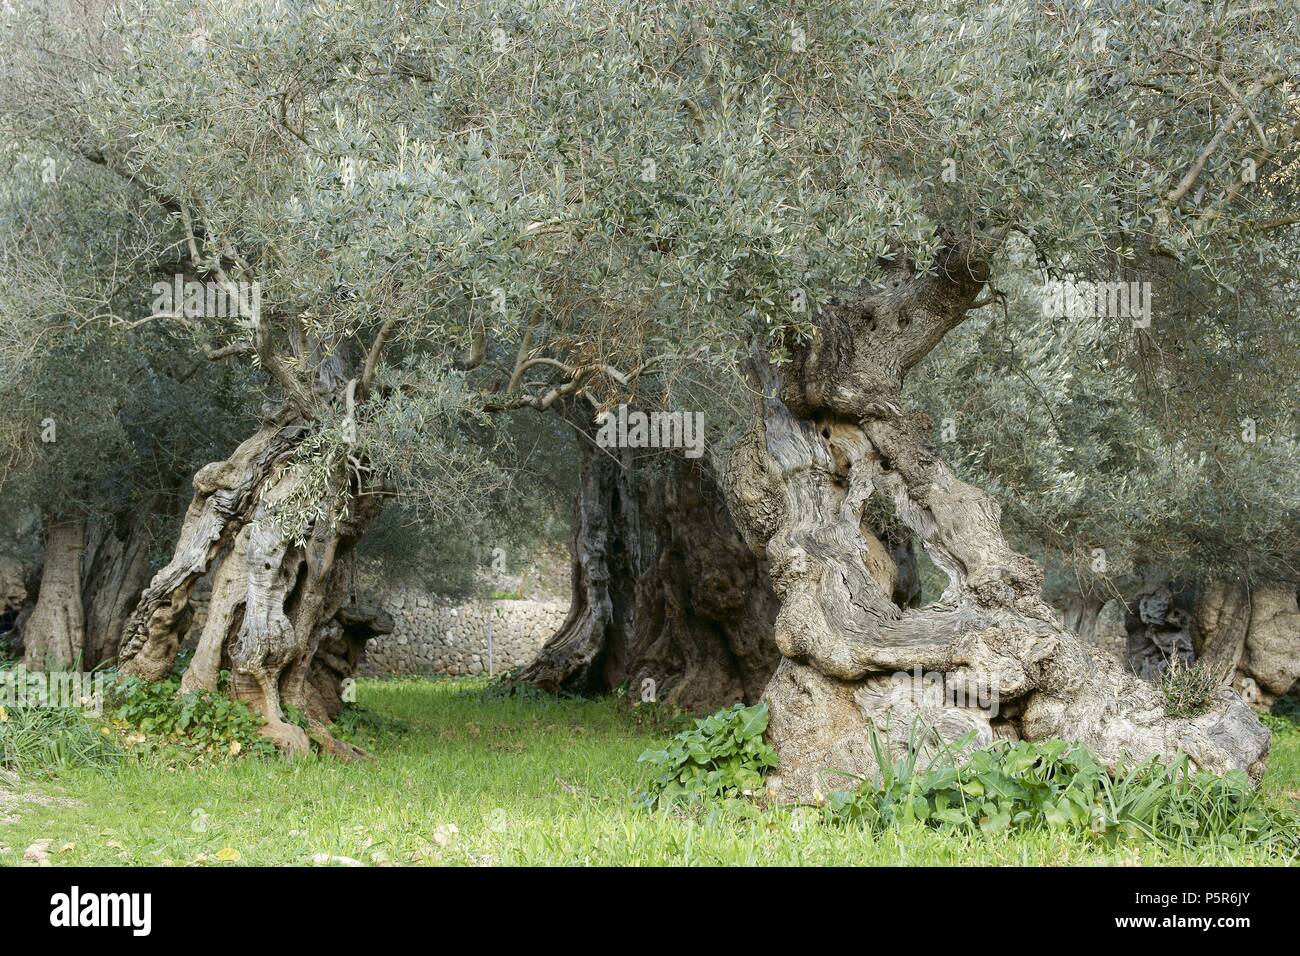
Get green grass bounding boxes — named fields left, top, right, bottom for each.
left=1, top=677, right=1297, bottom=866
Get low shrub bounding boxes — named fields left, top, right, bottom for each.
left=107, top=672, right=277, bottom=759
left=824, top=723, right=1297, bottom=855
left=331, top=702, right=410, bottom=742
left=1157, top=658, right=1219, bottom=719
left=637, top=702, right=778, bottom=809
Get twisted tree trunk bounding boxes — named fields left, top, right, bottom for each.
left=1195, top=581, right=1300, bottom=707
left=722, top=246, right=1270, bottom=803
left=514, top=435, right=646, bottom=698
left=81, top=510, right=155, bottom=669
left=20, top=508, right=159, bottom=672
left=307, top=601, right=394, bottom=723
left=1061, top=580, right=1299, bottom=710
left=622, top=455, right=781, bottom=712
left=118, top=407, right=383, bottom=755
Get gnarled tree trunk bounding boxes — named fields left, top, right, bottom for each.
left=518, top=404, right=926, bottom=713
left=1062, top=580, right=1299, bottom=710
left=516, top=418, right=782, bottom=713
left=307, top=601, right=394, bottom=723
left=620, top=455, right=781, bottom=712
left=514, top=434, right=647, bottom=698
left=19, top=508, right=158, bottom=672
left=1195, top=581, right=1300, bottom=708
left=81, top=510, right=155, bottom=669
left=722, top=246, right=1269, bottom=803
left=117, top=407, right=384, bottom=755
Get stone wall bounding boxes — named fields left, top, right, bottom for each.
left=357, top=588, right=569, bottom=677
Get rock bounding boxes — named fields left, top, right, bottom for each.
left=23, top=839, right=51, bottom=866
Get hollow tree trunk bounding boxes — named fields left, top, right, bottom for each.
left=622, top=455, right=781, bottom=712
left=722, top=246, right=1269, bottom=803
left=118, top=408, right=384, bottom=755
left=515, top=415, right=783, bottom=713
left=22, top=518, right=87, bottom=671
left=307, top=600, right=394, bottom=722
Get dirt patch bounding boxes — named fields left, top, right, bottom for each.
left=0, top=768, right=80, bottom=826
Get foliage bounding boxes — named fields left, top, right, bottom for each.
left=637, top=703, right=777, bottom=809
left=824, top=725, right=1297, bottom=856
left=1157, top=658, right=1219, bottom=719
left=622, top=694, right=693, bottom=739
left=0, top=631, right=17, bottom=668
left=910, top=263, right=1300, bottom=595
left=0, top=142, right=258, bottom=555
left=107, top=674, right=276, bottom=759
left=3, top=0, right=1295, bottom=553
left=0, top=703, right=122, bottom=778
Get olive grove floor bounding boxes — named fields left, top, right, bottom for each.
left=2, top=678, right=1297, bottom=867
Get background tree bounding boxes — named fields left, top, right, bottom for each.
left=0, top=144, right=257, bottom=670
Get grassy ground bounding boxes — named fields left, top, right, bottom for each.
left=2, top=677, right=1297, bottom=866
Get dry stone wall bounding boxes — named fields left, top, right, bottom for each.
left=357, top=588, right=569, bottom=677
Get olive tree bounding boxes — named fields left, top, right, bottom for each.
left=4, top=0, right=1295, bottom=780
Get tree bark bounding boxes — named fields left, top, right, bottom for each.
left=515, top=424, right=783, bottom=713
left=307, top=600, right=394, bottom=723
left=117, top=408, right=384, bottom=755
left=18, top=509, right=159, bottom=672
left=118, top=414, right=303, bottom=683
left=1195, top=581, right=1300, bottom=708
left=622, top=455, right=781, bottom=712
left=81, top=512, right=154, bottom=669
left=22, top=519, right=87, bottom=671
left=1125, top=585, right=1196, bottom=680
left=513, top=433, right=645, bottom=697
left=722, top=246, right=1270, bottom=803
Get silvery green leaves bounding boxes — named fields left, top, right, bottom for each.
left=10, top=0, right=1293, bottom=401
left=908, top=257, right=1300, bottom=591
left=637, top=702, right=778, bottom=810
